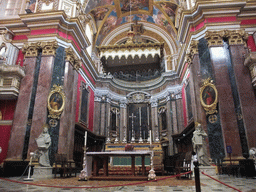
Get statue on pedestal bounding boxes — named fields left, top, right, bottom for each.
left=192, top=123, right=209, bottom=166
left=36, top=124, right=51, bottom=167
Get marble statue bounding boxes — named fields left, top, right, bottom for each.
left=0, top=42, right=7, bottom=61
left=192, top=123, right=209, bottom=165
left=36, top=124, right=51, bottom=167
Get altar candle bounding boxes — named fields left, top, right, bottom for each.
left=84, top=131, right=87, bottom=146
left=150, top=130, right=152, bottom=145
left=139, top=107, right=141, bottom=126
left=147, top=106, right=149, bottom=125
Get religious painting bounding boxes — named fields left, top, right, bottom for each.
left=48, top=85, right=65, bottom=119
left=79, top=83, right=90, bottom=125
left=158, top=2, right=177, bottom=24
left=185, top=82, right=193, bottom=120
left=114, top=0, right=153, bottom=17
left=91, top=7, right=110, bottom=22
left=200, top=78, right=218, bottom=115
left=85, top=0, right=114, bottom=14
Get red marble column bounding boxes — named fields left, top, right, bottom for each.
left=27, top=55, right=55, bottom=156
left=6, top=56, right=38, bottom=160
left=229, top=44, right=256, bottom=149
left=209, top=46, right=242, bottom=156
left=58, top=61, right=76, bottom=160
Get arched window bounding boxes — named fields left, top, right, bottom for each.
left=0, top=0, right=26, bottom=16
left=85, top=24, right=93, bottom=56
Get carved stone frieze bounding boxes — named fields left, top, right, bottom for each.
left=205, top=30, right=226, bottom=47
left=244, top=51, right=256, bottom=88
left=36, top=0, right=58, bottom=12
left=127, top=91, right=151, bottom=103
left=65, top=47, right=81, bottom=71
left=185, top=40, right=199, bottom=64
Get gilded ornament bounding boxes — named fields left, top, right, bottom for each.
left=22, top=42, right=41, bottom=57
left=65, top=47, right=81, bottom=71
left=185, top=40, right=198, bottom=65
left=48, top=84, right=65, bottom=119
left=200, top=78, right=218, bottom=115
left=42, top=40, right=58, bottom=56
left=205, top=30, right=225, bottom=47
left=225, top=29, right=248, bottom=46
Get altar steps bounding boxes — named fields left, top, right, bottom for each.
left=98, top=166, right=151, bottom=176
left=89, top=175, right=148, bottom=181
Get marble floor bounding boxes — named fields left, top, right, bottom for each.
left=0, top=174, right=255, bottom=192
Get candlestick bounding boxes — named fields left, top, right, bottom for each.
left=150, top=130, right=152, bottom=145
left=84, top=131, right=87, bottom=146
left=139, top=107, right=141, bottom=126
left=147, top=106, right=150, bottom=125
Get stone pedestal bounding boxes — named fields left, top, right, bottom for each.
left=33, top=166, right=53, bottom=179
left=199, top=165, right=217, bottom=177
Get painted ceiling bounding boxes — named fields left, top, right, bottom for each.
left=85, top=0, right=180, bottom=47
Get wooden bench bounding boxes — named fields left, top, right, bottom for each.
left=175, top=152, right=192, bottom=179
left=53, top=154, right=76, bottom=178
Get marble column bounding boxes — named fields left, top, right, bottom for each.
left=205, top=31, right=242, bottom=157
left=166, top=96, right=174, bottom=155
left=28, top=41, right=58, bottom=156
left=120, top=103, right=127, bottom=143
left=151, top=100, right=158, bottom=142
left=100, top=99, right=106, bottom=136
left=93, top=97, right=101, bottom=135
left=6, top=43, right=40, bottom=161
left=227, top=31, right=256, bottom=151
left=105, top=98, right=111, bottom=136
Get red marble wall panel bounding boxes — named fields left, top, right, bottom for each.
left=0, top=125, right=12, bottom=163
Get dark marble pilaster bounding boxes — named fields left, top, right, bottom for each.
left=27, top=55, right=55, bottom=156
left=93, top=99, right=101, bottom=135
left=6, top=57, right=38, bottom=160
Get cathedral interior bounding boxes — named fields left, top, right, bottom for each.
left=0, top=0, right=256, bottom=177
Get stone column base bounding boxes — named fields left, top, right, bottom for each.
left=33, top=166, right=53, bottom=179
left=199, top=165, right=217, bottom=177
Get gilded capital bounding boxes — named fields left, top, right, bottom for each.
left=205, top=30, right=225, bottom=47
left=22, top=42, right=41, bottom=57
left=65, top=47, right=81, bottom=71
left=41, top=40, right=58, bottom=56
left=225, top=29, right=248, bottom=45
left=185, top=40, right=199, bottom=65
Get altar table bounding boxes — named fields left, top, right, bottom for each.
left=86, top=151, right=152, bottom=178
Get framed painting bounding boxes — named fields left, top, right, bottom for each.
left=200, top=78, right=218, bottom=115
left=48, top=85, right=65, bottom=119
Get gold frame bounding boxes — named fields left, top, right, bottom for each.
left=48, top=84, right=65, bottom=119
left=200, top=78, right=218, bottom=115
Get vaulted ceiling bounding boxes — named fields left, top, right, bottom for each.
left=86, top=0, right=180, bottom=51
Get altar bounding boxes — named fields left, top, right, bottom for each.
left=86, top=151, right=152, bottom=180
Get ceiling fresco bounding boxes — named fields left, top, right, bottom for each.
left=87, top=0, right=180, bottom=46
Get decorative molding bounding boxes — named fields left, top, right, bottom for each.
left=65, top=47, right=82, bottom=71
left=185, top=40, right=199, bottom=65
left=244, top=51, right=256, bottom=88
left=36, top=0, right=58, bottom=12
left=127, top=91, right=151, bottom=103
left=200, top=78, right=218, bottom=115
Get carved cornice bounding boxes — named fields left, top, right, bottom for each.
left=65, top=47, right=81, bottom=71
left=185, top=40, right=199, bottom=65
left=22, top=41, right=58, bottom=57
left=205, top=30, right=225, bottom=47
